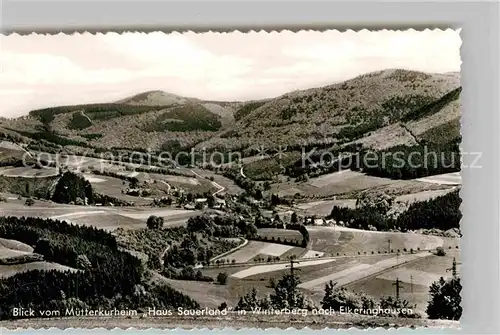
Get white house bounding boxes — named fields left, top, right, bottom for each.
left=314, top=218, right=325, bottom=226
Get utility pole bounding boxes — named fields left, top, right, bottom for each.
left=393, top=277, right=403, bottom=302
left=388, top=239, right=392, bottom=253
left=286, top=259, right=300, bottom=276
left=446, top=257, right=461, bottom=277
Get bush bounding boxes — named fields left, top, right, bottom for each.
left=147, top=215, right=164, bottom=229
left=217, top=272, right=228, bottom=285
left=25, top=198, right=35, bottom=206
left=436, top=247, right=446, bottom=256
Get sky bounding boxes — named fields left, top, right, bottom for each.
left=0, top=29, right=461, bottom=118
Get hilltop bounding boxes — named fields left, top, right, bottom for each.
left=0, top=69, right=461, bottom=153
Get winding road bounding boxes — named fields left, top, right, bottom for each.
left=190, top=169, right=226, bottom=196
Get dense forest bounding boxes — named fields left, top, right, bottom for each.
left=354, top=140, right=461, bottom=179
left=0, top=217, right=199, bottom=319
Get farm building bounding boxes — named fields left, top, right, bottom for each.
left=314, top=218, right=326, bottom=226
left=213, top=198, right=226, bottom=209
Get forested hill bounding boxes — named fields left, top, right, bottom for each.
left=1, top=69, right=460, bottom=154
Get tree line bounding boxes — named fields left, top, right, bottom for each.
left=328, top=190, right=461, bottom=232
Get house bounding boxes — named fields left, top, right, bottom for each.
left=213, top=198, right=226, bottom=209
left=325, top=219, right=336, bottom=226
left=314, top=218, right=326, bottom=226
left=195, top=198, right=207, bottom=204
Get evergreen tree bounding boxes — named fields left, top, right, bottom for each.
left=270, top=273, right=310, bottom=309
left=426, top=263, right=462, bottom=320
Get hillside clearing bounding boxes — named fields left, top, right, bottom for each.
left=272, top=170, right=398, bottom=198
left=256, top=228, right=303, bottom=241
left=296, top=199, right=357, bottom=216
left=0, top=238, right=34, bottom=253
left=416, top=172, right=461, bottom=185
left=396, top=187, right=457, bottom=203
left=0, top=166, right=58, bottom=178
left=0, top=261, right=79, bottom=278
left=222, top=241, right=296, bottom=263
left=307, top=226, right=446, bottom=256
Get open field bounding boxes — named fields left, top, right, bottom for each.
left=347, top=249, right=461, bottom=313
left=0, top=201, right=202, bottom=231
left=396, top=187, right=458, bottom=204
left=231, top=258, right=335, bottom=279
left=345, top=179, right=455, bottom=198
left=298, top=252, right=431, bottom=291
left=0, top=261, right=79, bottom=278
left=0, top=238, right=34, bottom=253
left=307, top=226, right=449, bottom=256
left=222, top=241, right=298, bottom=263
left=88, top=175, right=153, bottom=205
left=256, top=228, right=303, bottom=241
left=271, top=171, right=398, bottom=198
left=302, top=249, right=325, bottom=258
left=294, top=183, right=455, bottom=217
left=0, top=245, right=33, bottom=260
left=296, top=199, right=357, bottom=216
left=416, top=172, right=462, bottom=185
left=308, top=170, right=395, bottom=192
left=0, top=166, right=58, bottom=178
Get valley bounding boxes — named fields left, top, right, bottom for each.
left=0, top=68, right=462, bottom=326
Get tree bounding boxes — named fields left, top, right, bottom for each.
left=146, top=215, right=164, bottom=229
left=322, top=282, right=362, bottom=310
left=273, top=214, right=281, bottom=224
left=217, top=272, right=228, bottom=285
left=436, top=247, right=446, bottom=256
left=426, top=276, right=462, bottom=320
left=298, top=224, right=310, bottom=247
left=291, top=212, right=299, bottom=224
left=235, top=288, right=262, bottom=311
left=270, top=273, right=311, bottom=309
left=355, top=190, right=394, bottom=215
left=52, top=171, right=94, bottom=205
left=207, top=195, right=215, bottom=208
left=76, top=254, right=92, bottom=270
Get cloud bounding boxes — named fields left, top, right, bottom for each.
left=0, top=30, right=461, bottom=117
